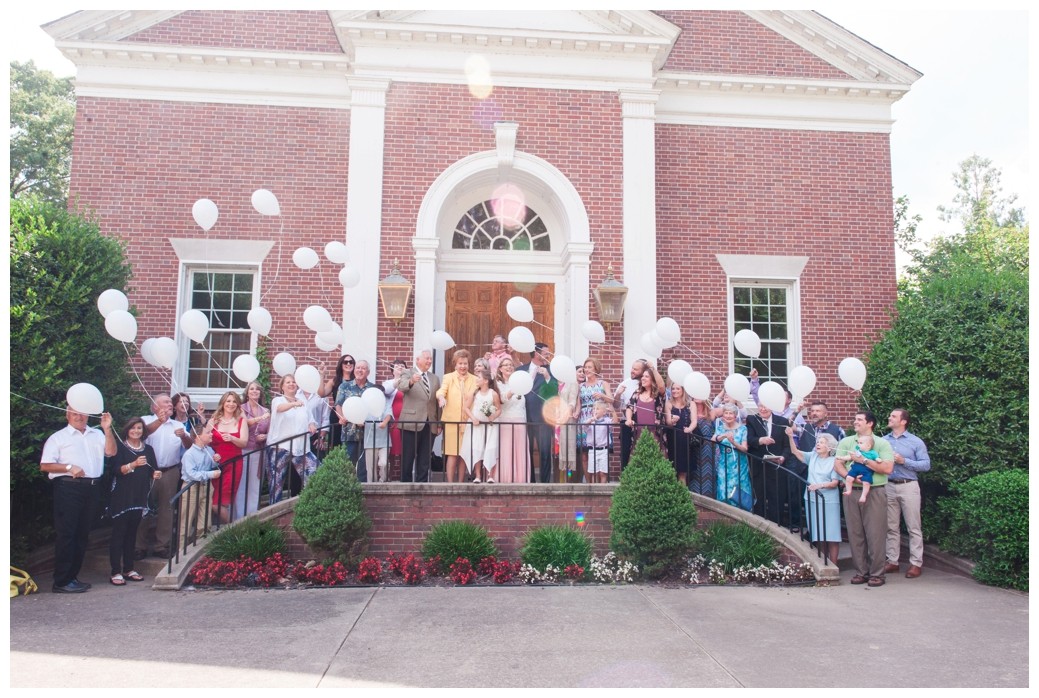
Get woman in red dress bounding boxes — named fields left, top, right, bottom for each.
left=208, top=390, right=249, bottom=523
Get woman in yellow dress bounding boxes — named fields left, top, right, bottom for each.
left=437, top=348, right=477, bottom=483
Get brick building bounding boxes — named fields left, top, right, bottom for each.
left=45, top=10, right=919, bottom=420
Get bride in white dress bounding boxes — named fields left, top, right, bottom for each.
left=461, top=368, right=502, bottom=483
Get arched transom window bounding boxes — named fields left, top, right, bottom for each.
left=452, top=198, right=550, bottom=251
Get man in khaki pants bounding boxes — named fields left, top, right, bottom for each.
left=177, top=425, right=222, bottom=551
left=882, top=409, right=931, bottom=578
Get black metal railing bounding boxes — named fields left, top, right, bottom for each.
left=167, top=416, right=835, bottom=570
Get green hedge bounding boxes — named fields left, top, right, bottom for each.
left=939, top=469, right=1028, bottom=591
left=292, top=446, right=371, bottom=566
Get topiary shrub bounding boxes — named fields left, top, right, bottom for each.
left=206, top=517, right=286, bottom=562
left=694, top=521, right=778, bottom=573
left=421, top=520, right=497, bottom=574
left=609, top=430, right=698, bottom=578
left=939, top=469, right=1028, bottom=591
left=520, top=525, right=592, bottom=573
left=292, top=446, right=371, bottom=566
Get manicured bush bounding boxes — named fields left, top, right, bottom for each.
left=520, top=525, right=592, bottom=573
left=292, top=446, right=371, bottom=566
left=609, top=430, right=698, bottom=578
left=206, top=517, right=286, bottom=562
left=694, top=521, right=778, bottom=573
left=420, top=520, right=497, bottom=574
left=939, top=470, right=1028, bottom=591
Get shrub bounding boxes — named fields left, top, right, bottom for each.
left=694, top=521, right=779, bottom=573
left=9, top=197, right=145, bottom=563
left=292, top=446, right=371, bottom=566
left=939, top=470, right=1028, bottom=591
left=205, top=517, right=286, bottom=562
left=519, top=525, right=592, bottom=573
left=609, top=430, right=698, bottom=578
left=421, top=520, right=497, bottom=574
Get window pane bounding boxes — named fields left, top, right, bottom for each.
left=186, top=269, right=255, bottom=390
left=452, top=199, right=551, bottom=251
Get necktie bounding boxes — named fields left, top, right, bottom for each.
left=421, top=372, right=430, bottom=394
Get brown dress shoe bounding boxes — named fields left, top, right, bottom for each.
left=883, top=562, right=900, bottom=574
left=850, top=574, right=869, bottom=584
left=905, top=565, right=922, bottom=578
left=867, top=576, right=886, bottom=587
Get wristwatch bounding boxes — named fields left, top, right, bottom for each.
left=65, top=464, right=72, bottom=472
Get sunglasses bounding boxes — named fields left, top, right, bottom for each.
left=342, top=359, right=355, bottom=365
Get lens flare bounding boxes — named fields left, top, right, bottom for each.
left=464, top=54, right=494, bottom=99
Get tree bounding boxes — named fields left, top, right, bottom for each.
left=9, top=197, right=145, bottom=562
left=10, top=60, right=76, bottom=206
left=864, top=157, right=1028, bottom=543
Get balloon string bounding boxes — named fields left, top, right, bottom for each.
left=122, top=342, right=164, bottom=402
left=10, top=391, right=78, bottom=415
left=258, top=219, right=284, bottom=305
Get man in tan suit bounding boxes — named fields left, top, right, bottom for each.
left=395, top=348, right=441, bottom=482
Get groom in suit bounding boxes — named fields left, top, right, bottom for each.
left=747, top=402, right=793, bottom=525
left=395, top=348, right=441, bottom=482
left=518, top=342, right=558, bottom=483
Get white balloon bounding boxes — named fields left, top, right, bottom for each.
left=639, top=332, right=662, bottom=359
left=508, top=326, right=536, bottom=354
left=139, top=338, right=158, bottom=367
left=507, top=370, right=534, bottom=396
left=104, top=310, right=137, bottom=343
left=151, top=337, right=178, bottom=369
left=251, top=188, right=281, bottom=216
left=192, top=198, right=219, bottom=231
left=683, top=371, right=711, bottom=401
left=667, top=359, right=693, bottom=385
left=272, top=352, right=296, bottom=377
left=317, top=323, right=343, bottom=348
left=789, top=365, right=817, bottom=400
left=338, top=265, right=360, bottom=288
left=838, top=357, right=867, bottom=391
left=581, top=320, right=606, bottom=343
left=324, top=241, right=349, bottom=264
left=343, top=396, right=368, bottom=425
left=656, top=317, right=681, bottom=346
left=97, top=289, right=128, bottom=319
left=66, top=383, right=103, bottom=415
left=505, top=296, right=534, bottom=323
left=362, top=387, right=387, bottom=418
left=232, top=354, right=261, bottom=383
left=549, top=355, right=577, bottom=385
left=757, top=380, right=787, bottom=413
left=247, top=307, right=272, bottom=337
left=303, top=305, right=334, bottom=333
left=315, top=334, right=338, bottom=352
left=723, top=373, right=751, bottom=403
left=180, top=309, right=210, bottom=344
left=292, top=247, right=319, bottom=270
left=733, top=329, right=762, bottom=359
left=295, top=364, right=321, bottom=394
left=431, top=330, right=456, bottom=352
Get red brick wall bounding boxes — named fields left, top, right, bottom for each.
left=655, top=124, right=896, bottom=425
left=655, top=10, right=852, bottom=80
left=69, top=97, right=351, bottom=399
left=376, top=82, right=626, bottom=381
left=125, top=10, right=343, bottom=54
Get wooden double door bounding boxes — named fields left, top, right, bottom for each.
left=445, top=281, right=554, bottom=364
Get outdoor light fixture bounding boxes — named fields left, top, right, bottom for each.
left=593, top=265, right=628, bottom=329
left=378, top=259, right=412, bottom=324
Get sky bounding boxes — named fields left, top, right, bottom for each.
left=3, top=4, right=1034, bottom=246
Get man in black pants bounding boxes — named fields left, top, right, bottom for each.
left=747, top=402, right=793, bottom=526
left=396, top=349, right=441, bottom=482
left=39, top=407, right=117, bottom=593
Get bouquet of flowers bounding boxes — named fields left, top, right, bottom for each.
left=479, top=401, right=494, bottom=418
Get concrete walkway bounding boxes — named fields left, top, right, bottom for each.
left=9, top=559, right=1028, bottom=687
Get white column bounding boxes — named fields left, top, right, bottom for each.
left=562, top=241, right=595, bottom=363
left=619, top=89, right=661, bottom=368
left=411, top=236, right=440, bottom=356
left=343, top=78, right=390, bottom=365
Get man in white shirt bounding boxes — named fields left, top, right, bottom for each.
left=136, top=393, right=193, bottom=558
left=40, top=407, right=117, bottom=593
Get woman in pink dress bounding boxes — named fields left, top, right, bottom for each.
left=494, top=357, right=530, bottom=483
left=208, top=390, right=248, bottom=523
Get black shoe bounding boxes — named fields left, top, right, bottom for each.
left=52, top=580, right=89, bottom=594
left=134, top=549, right=150, bottom=561
left=71, top=578, right=92, bottom=589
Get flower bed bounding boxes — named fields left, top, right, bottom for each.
left=187, top=551, right=815, bottom=589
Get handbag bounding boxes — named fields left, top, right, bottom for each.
left=10, top=566, right=38, bottom=597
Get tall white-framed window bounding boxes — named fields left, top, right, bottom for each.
left=730, top=281, right=797, bottom=384
left=717, top=254, right=807, bottom=389
left=180, top=266, right=258, bottom=394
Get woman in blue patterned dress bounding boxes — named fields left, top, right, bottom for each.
left=713, top=403, right=753, bottom=510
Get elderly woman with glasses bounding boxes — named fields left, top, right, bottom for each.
left=713, top=402, right=752, bottom=511
left=787, top=429, right=842, bottom=562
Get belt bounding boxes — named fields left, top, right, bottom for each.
left=888, top=478, right=916, bottom=484
left=56, top=477, right=101, bottom=485
left=590, top=447, right=609, bottom=451
left=159, top=465, right=181, bottom=472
